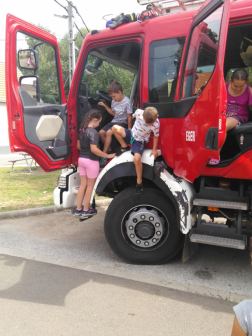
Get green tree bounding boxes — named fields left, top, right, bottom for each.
left=18, top=24, right=135, bottom=102
left=20, top=25, right=88, bottom=101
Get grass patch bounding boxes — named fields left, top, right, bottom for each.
left=0, top=167, right=107, bottom=212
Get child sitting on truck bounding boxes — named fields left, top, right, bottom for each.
left=112, top=107, right=160, bottom=194
left=209, top=68, right=252, bottom=165
left=98, top=81, right=133, bottom=165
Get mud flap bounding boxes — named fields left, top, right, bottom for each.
left=182, top=233, right=198, bottom=263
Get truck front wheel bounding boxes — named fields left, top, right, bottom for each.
left=104, top=187, right=183, bottom=264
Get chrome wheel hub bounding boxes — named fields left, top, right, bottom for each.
left=125, top=207, right=165, bottom=248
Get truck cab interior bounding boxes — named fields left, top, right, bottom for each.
left=219, top=23, right=252, bottom=166
left=77, top=42, right=141, bottom=151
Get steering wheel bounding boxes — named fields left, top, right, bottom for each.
left=96, top=90, right=112, bottom=104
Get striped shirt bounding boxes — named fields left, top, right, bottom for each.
left=132, top=109, right=160, bottom=143
left=111, top=96, right=133, bottom=124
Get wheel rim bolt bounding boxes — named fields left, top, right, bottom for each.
left=152, top=238, right=157, bottom=243
left=136, top=240, right=141, bottom=244
left=155, top=223, right=160, bottom=227
left=140, top=215, right=145, bottom=219
left=144, top=242, right=149, bottom=246
left=130, top=234, right=135, bottom=238
left=156, top=231, right=161, bottom=236
left=129, top=225, right=134, bottom=230
left=133, top=218, right=138, bottom=223
left=149, top=216, right=154, bottom=221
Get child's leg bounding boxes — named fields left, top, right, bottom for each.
left=77, top=175, right=87, bottom=209
left=112, top=125, right=127, bottom=147
left=103, top=129, right=113, bottom=153
left=83, top=159, right=100, bottom=210
left=134, top=153, right=143, bottom=184
left=99, top=129, right=106, bottom=144
left=83, top=177, right=96, bottom=210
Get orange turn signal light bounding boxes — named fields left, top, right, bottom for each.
left=208, top=207, right=218, bottom=211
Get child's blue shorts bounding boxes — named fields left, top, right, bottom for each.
left=123, top=129, right=146, bottom=155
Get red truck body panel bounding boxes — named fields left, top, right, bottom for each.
left=6, top=0, right=252, bottom=180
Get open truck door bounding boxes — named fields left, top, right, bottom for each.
left=5, top=14, right=71, bottom=172
left=173, top=0, right=230, bottom=182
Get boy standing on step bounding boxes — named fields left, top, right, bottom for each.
left=112, top=107, right=160, bottom=194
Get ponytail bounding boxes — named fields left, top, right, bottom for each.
left=79, top=109, right=102, bottom=138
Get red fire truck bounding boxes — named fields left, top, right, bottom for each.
left=5, top=0, right=252, bottom=264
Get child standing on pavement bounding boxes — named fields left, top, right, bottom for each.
left=98, top=81, right=133, bottom=165
left=75, top=109, right=115, bottom=218
left=112, top=107, right=160, bottom=194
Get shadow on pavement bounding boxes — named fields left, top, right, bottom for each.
left=0, top=253, right=234, bottom=315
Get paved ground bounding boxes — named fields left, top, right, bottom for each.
left=0, top=208, right=251, bottom=303
left=0, top=253, right=235, bottom=336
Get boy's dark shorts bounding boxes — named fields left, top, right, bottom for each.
left=102, top=122, right=128, bottom=132
left=123, top=129, right=146, bottom=156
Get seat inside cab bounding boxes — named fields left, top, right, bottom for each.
left=220, top=23, right=252, bottom=163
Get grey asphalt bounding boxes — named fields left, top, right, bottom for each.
left=0, top=208, right=251, bottom=304
left=0, top=254, right=235, bottom=336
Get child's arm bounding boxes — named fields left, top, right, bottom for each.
left=90, top=144, right=115, bottom=159
left=77, top=140, right=81, bottom=151
left=150, top=135, right=159, bottom=159
left=98, top=102, right=115, bottom=116
left=127, top=114, right=132, bottom=129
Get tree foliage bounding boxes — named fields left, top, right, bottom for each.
left=19, top=24, right=136, bottom=103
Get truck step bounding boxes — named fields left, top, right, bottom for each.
left=190, top=233, right=246, bottom=250
left=193, top=198, right=248, bottom=210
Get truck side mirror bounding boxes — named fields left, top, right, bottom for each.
left=18, top=49, right=39, bottom=71
left=19, top=75, right=40, bottom=103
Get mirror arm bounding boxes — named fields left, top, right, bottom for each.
left=34, top=42, right=44, bottom=50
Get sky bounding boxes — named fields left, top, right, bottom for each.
left=1, top=0, right=143, bottom=63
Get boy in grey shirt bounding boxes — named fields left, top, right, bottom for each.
left=98, top=81, right=133, bottom=164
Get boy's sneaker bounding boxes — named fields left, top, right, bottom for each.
left=74, top=208, right=83, bottom=216
left=81, top=208, right=97, bottom=219
left=100, top=157, right=107, bottom=167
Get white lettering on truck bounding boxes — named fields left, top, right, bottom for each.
left=186, top=131, right=195, bottom=142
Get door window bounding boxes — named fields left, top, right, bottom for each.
left=182, top=7, right=223, bottom=99
left=149, top=37, right=185, bottom=103
left=16, top=32, right=61, bottom=104
left=78, top=42, right=140, bottom=131
left=80, top=43, right=140, bottom=99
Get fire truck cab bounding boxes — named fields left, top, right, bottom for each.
left=6, top=0, right=252, bottom=264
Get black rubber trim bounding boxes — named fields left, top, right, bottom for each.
left=143, top=96, right=197, bottom=118
left=96, top=162, right=181, bottom=230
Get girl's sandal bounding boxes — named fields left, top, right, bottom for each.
left=136, top=182, right=143, bottom=194
left=116, top=146, right=130, bottom=156
left=208, top=158, right=220, bottom=165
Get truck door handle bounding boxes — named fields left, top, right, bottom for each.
left=205, top=127, right=218, bottom=150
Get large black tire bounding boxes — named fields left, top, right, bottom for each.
left=104, top=187, right=183, bottom=265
